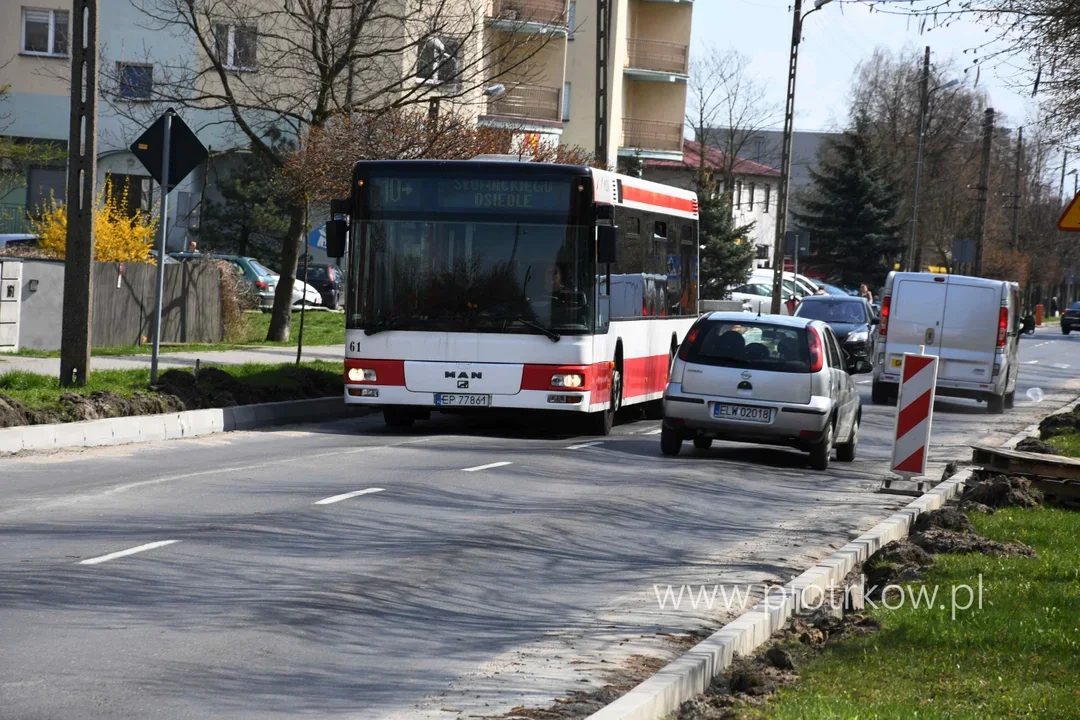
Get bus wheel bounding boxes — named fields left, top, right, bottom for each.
left=384, top=408, right=415, bottom=428
left=585, top=365, right=621, bottom=435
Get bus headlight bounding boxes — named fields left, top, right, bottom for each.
left=347, top=367, right=377, bottom=382
left=551, top=373, right=584, bottom=388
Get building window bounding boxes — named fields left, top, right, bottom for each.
left=417, top=36, right=461, bottom=85
left=214, top=23, right=258, bottom=71
left=653, top=221, right=667, bottom=240
left=748, top=183, right=755, bottom=210
left=626, top=216, right=640, bottom=235
left=105, top=173, right=152, bottom=219
left=562, top=82, right=571, bottom=121
left=764, top=183, right=770, bottom=213
left=735, top=180, right=742, bottom=208
left=117, top=63, right=153, bottom=100
left=22, top=8, right=68, bottom=57
left=568, top=1, right=576, bottom=39
left=756, top=244, right=770, bottom=260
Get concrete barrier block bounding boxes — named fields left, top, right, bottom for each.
left=81, top=419, right=117, bottom=447
left=162, top=414, right=184, bottom=440
left=178, top=408, right=224, bottom=437
left=227, top=404, right=259, bottom=431
left=19, top=424, right=57, bottom=452
left=108, top=416, right=146, bottom=445
left=52, top=422, right=89, bottom=449
left=0, top=427, right=24, bottom=454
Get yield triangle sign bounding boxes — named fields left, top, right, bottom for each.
left=1059, top=192, right=1080, bottom=231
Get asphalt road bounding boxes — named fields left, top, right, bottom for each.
left=1, top=327, right=1077, bottom=719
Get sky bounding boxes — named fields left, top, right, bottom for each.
left=695, top=0, right=1035, bottom=133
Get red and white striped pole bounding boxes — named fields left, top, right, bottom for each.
left=890, top=347, right=939, bottom=480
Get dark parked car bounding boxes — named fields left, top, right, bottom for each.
left=793, top=295, right=877, bottom=368
left=1062, top=301, right=1080, bottom=335
left=296, top=262, right=345, bottom=310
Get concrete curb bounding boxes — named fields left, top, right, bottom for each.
left=590, top=392, right=1080, bottom=720
left=1001, top=394, right=1080, bottom=449
left=0, top=397, right=360, bottom=456
left=586, top=469, right=970, bottom=720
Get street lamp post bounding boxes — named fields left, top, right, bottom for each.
left=770, top=0, right=832, bottom=314
left=908, top=49, right=959, bottom=272
left=1069, top=169, right=1079, bottom=198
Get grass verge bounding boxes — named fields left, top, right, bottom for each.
left=10, top=310, right=344, bottom=358
left=754, top=507, right=1080, bottom=719
left=1046, top=432, right=1080, bottom=458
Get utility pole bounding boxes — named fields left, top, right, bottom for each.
left=1010, top=126, right=1023, bottom=251
left=59, top=0, right=99, bottom=387
left=595, top=0, right=611, bottom=168
left=908, top=46, right=931, bottom=273
left=1061, top=150, right=1070, bottom=204
left=148, top=111, right=173, bottom=386
left=973, top=107, right=994, bottom=277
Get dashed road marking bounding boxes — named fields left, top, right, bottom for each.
left=1022, top=360, right=1039, bottom=365
left=315, top=488, right=384, bottom=505
left=565, top=441, right=604, bottom=450
left=78, top=540, right=180, bottom=566
left=1051, top=363, right=1071, bottom=370
left=644, top=428, right=664, bottom=435
left=462, top=461, right=513, bottom=472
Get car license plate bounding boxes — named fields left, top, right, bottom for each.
left=712, top=403, right=774, bottom=423
left=434, top=393, right=491, bottom=407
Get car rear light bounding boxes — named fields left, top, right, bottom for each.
left=678, top=326, right=701, bottom=361
left=807, top=326, right=824, bottom=372
left=255, top=280, right=269, bottom=291
left=879, top=296, right=891, bottom=337
left=997, top=307, right=1008, bottom=347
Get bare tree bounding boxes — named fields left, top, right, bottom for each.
left=685, top=46, right=778, bottom=201
left=112, top=0, right=566, bottom=340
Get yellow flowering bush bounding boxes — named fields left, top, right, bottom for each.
left=34, top=177, right=158, bottom=263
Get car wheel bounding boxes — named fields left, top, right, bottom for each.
left=1004, top=390, right=1015, bottom=410
left=1064, top=326, right=1072, bottom=335
left=384, top=408, right=415, bottom=428
left=835, top=415, right=858, bottom=462
left=693, top=435, right=712, bottom=450
left=871, top=379, right=894, bottom=406
left=660, top=426, right=682, bottom=456
left=987, top=393, right=1006, bottom=415
left=809, top=422, right=833, bottom=471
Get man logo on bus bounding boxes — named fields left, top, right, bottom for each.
left=446, top=371, right=483, bottom=379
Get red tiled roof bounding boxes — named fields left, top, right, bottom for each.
left=644, top=140, right=780, bottom=177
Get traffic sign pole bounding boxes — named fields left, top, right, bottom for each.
left=149, top=110, right=173, bottom=386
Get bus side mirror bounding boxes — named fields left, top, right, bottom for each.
left=597, top=225, right=617, bottom=264
left=325, top=219, right=347, bottom=259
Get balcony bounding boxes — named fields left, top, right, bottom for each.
left=486, top=0, right=568, bottom=35
left=625, top=38, right=689, bottom=80
left=620, top=118, right=684, bottom=160
left=485, top=84, right=562, bottom=124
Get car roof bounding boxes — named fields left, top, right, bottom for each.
left=701, top=311, right=820, bottom=329
left=798, top=295, right=865, bottom=303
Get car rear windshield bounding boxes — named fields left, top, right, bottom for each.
left=796, top=300, right=867, bottom=324
left=683, top=320, right=811, bottom=373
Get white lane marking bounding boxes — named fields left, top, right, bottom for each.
left=857, top=380, right=872, bottom=384
left=1051, top=363, right=1071, bottom=370
left=78, top=540, right=180, bottom=566
left=1032, top=341, right=1051, bottom=348
left=645, top=428, right=664, bottom=435
left=565, top=441, right=604, bottom=450
left=315, top=488, right=384, bottom=505
left=1022, top=360, right=1039, bottom=365
left=462, top=461, right=513, bottom=472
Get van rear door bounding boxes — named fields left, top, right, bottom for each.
left=885, top=276, right=946, bottom=371
left=937, top=278, right=999, bottom=384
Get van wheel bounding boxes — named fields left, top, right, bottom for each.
left=1004, top=390, right=1015, bottom=410
left=871, top=380, right=894, bottom=405
left=693, top=436, right=712, bottom=450
left=661, top=426, right=682, bottom=456
left=809, top=423, right=833, bottom=471
left=835, top=416, right=858, bottom=462
left=987, top=393, right=1006, bottom=415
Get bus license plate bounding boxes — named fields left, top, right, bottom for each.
left=713, top=403, right=773, bottom=423
left=434, top=393, right=491, bottom=407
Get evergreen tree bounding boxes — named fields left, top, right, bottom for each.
left=793, top=114, right=904, bottom=287
left=698, top=183, right=755, bottom=298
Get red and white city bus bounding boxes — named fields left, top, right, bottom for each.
left=324, top=160, right=699, bottom=434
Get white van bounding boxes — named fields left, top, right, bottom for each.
left=872, top=272, right=1020, bottom=413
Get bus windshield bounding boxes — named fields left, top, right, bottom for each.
left=350, top=219, right=593, bottom=336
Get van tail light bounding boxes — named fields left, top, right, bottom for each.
left=807, top=326, right=824, bottom=372
left=879, top=296, right=891, bottom=338
left=255, top=280, right=269, bottom=291
left=678, top=326, right=701, bottom=361
left=997, top=307, right=1008, bottom=347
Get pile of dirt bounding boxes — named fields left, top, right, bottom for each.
left=912, top=507, right=975, bottom=534
left=1015, top=437, right=1061, bottom=455
left=862, top=540, right=933, bottom=592
left=962, top=474, right=1043, bottom=509
left=1039, top=409, right=1080, bottom=439
left=909, top=528, right=1036, bottom=557
left=0, top=390, right=183, bottom=427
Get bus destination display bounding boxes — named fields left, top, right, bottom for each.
left=368, top=175, right=572, bottom=213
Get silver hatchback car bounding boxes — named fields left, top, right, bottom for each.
left=661, top=313, right=872, bottom=470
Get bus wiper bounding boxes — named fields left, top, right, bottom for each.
left=504, top=314, right=561, bottom=342
left=364, top=316, right=408, bottom=336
